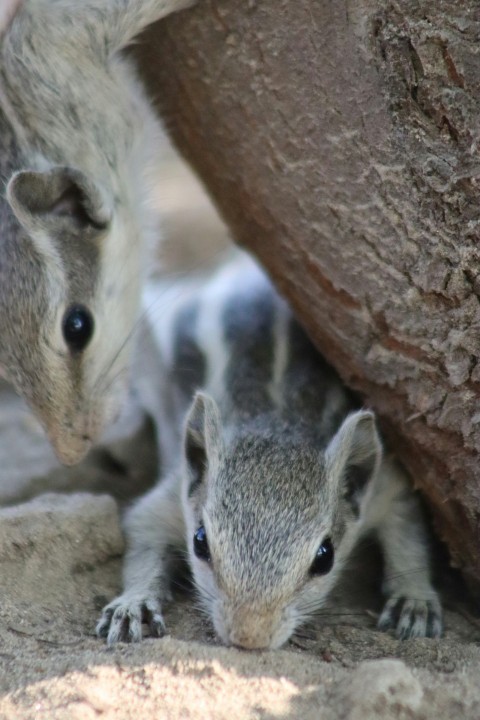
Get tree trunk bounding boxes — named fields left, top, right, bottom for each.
left=134, top=1, right=480, bottom=593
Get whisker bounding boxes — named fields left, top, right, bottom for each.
left=310, top=610, right=370, bottom=618
left=176, top=548, right=191, bottom=564
left=91, top=250, right=228, bottom=401
left=194, top=584, right=217, bottom=605
left=192, top=579, right=217, bottom=610
left=382, top=565, right=431, bottom=582
left=96, top=365, right=128, bottom=397
left=291, top=629, right=316, bottom=641
left=170, top=576, right=193, bottom=593
left=296, top=597, right=373, bottom=617
left=193, top=600, right=212, bottom=621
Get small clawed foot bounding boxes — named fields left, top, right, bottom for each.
left=96, top=596, right=166, bottom=645
left=378, top=596, right=443, bottom=639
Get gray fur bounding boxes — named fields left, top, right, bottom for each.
left=0, top=0, right=195, bottom=464
left=97, top=253, right=442, bottom=649
left=171, top=302, right=207, bottom=400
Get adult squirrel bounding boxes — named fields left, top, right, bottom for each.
left=97, top=251, right=442, bottom=650
left=0, top=0, right=194, bottom=465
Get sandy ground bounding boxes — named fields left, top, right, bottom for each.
left=0, top=150, right=479, bottom=719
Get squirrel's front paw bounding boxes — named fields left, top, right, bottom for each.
left=96, top=595, right=166, bottom=645
left=377, top=595, right=443, bottom=639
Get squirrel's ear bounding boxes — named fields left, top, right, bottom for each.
left=184, top=392, right=223, bottom=496
left=0, top=0, right=21, bottom=36
left=325, top=410, right=382, bottom=516
left=7, top=167, right=112, bottom=237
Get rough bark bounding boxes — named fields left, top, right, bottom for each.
left=134, top=1, right=480, bottom=592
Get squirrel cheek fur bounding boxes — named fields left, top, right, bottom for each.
left=0, top=0, right=194, bottom=464
left=97, top=254, right=443, bottom=650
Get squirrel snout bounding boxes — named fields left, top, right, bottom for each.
left=47, top=416, right=98, bottom=465
left=230, top=632, right=271, bottom=651
left=222, top=607, right=285, bottom=651
left=51, top=433, right=93, bottom=466
left=45, top=402, right=109, bottom=465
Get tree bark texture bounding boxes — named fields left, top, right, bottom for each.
left=135, top=1, right=480, bottom=592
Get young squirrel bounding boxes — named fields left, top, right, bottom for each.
left=97, top=252, right=443, bottom=650
left=0, top=0, right=194, bottom=465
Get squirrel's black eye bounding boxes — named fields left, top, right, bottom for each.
left=193, top=525, right=211, bottom=562
left=62, top=305, right=94, bottom=352
left=310, top=538, right=334, bottom=576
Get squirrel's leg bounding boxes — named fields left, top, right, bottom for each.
left=96, top=473, right=184, bottom=644
left=371, top=458, right=443, bottom=639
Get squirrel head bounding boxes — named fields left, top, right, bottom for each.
left=0, top=2, right=157, bottom=464
left=0, top=161, right=142, bottom=464
left=182, top=392, right=382, bottom=650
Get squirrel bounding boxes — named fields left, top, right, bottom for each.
left=0, top=0, right=195, bottom=465
left=97, top=251, right=443, bottom=650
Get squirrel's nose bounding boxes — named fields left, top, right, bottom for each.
left=228, top=611, right=277, bottom=650
left=230, top=633, right=271, bottom=651
left=51, top=433, right=92, bottom=465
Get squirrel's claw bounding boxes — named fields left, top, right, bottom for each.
left=96, top=595, right=166, bottom=645
left=377, top=595, right=443, bottom=640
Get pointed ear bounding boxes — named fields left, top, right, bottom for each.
left=325, top=410, right=382, bottom=516
left=6, top=167, right=111, bottom=236
left=184, top=392, right=223, bottom=496
left=0, top=0, right=21, bottom=36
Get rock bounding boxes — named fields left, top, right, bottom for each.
left=0, top=493, right=124, bottom=600
left=342, top=659, right=423, bottom=719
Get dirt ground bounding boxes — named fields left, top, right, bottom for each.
left=0, top=150, right=479, bottom=720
